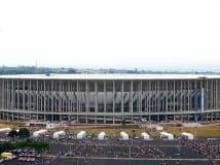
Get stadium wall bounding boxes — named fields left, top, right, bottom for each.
left=0, top=76, right=220, bottom=123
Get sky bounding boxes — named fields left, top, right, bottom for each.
left=0, top=0, right=220, bottom=71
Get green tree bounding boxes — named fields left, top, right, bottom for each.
left=18, top=128, right=30, bottom=138
left=0, top=142, right=14, bottom=153
left=8, top=129, right=18, bottom=138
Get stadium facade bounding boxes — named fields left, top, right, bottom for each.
left=0, top=74, right=220, bottom=124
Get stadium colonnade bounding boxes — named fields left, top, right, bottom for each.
left=0, top=74, right=220, bottom=124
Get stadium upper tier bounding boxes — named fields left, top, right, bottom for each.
left=0, top=74, right=220, bottom=80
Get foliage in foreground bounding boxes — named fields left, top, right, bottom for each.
left=8, top=128, right=30, bottom=138
left=0, top=139, right=49, bottom=153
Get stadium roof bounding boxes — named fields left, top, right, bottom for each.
left=0, top=74, right=220, bottom=80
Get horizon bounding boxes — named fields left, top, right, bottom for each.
left=0, top=65, right=220, bottom=73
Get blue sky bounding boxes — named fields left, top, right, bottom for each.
left=0, top=0, right=220, bottom=71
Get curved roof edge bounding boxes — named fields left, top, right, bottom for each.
left=0, top=74, right=220, bottom=80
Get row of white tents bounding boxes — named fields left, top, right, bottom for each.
left=31, top=129, right=150, bottom=140
left=32, top=129, right=66, bottom=139
left=76, top=131, right=150, bottom=141
left=69, top=131, right=193, bottom=140
left=1, top=127, right=193, bottom=140
left=32, top=129, right=194, bottom=141
left=160, top=131, right=194, bottom=140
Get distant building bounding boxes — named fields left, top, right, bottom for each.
left=0, top=74, right=220, bottom=123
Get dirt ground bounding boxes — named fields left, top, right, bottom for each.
left=1, top=121, right=220, bottom=138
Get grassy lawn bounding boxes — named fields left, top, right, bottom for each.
left=0, top=121, right=25, bottom=129
left=1, top=121, right=220, bottom=138
left=164, top=125, right=220, bottom=137
left=146, top=124, right=220, bottom=138
left=50, top=124, right=142, bottom=137
left=64, top=124, right=220, bottom=138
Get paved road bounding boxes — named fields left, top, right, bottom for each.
left=2, top=158, right=220, bottom=165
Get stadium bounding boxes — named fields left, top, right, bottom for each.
left=0, top=74, right=220, bottom=124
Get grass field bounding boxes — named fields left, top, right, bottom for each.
left=164, top=124, right=220, bottom=137
left=1, top=121, right=220, bottom=138
left=0, top=121, right=25, bottom=129
left=52, top=123, right=220, bottom=138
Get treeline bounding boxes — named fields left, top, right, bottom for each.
left=0, top=66, right=219, bottom=75
left=0, top=139, right=49, bottom=153
left=0, top=66, right=77, bottom=74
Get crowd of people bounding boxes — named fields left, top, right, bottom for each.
left=45, top=136, right=220, bottom=160
left=180, top=139, right=220, bottom=159
left=49, top=139, right=166, bottom=159
left=1, top=127, right=220, bottom=164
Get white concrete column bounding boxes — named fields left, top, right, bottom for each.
left=113, top=80, right=115, bottom=124
left=201, top=87, right=205, bottom=112
left=130, top=81, right=133, bottom=120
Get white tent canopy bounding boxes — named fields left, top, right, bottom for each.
left=97, top=132, right=106, bottom=140
left=181, top=132, right=194, bottom=140
left=160, top=132, right=174, bottom=140
left=120, top=131, right=129, bottom=141
left=141, top=132, right=150, bottom=140
left=0, top=128, right=12, bottom=133
left=33, top=129, right=48, bottom=137
left=156, top=126, right=164, bottom=131
left=53, top=130, right=66, bottom=139
left=77, top=131, right=86, bottom=140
